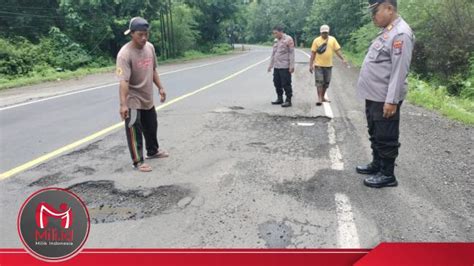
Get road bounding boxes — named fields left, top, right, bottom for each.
left=0, top=45, right=472, bottom=248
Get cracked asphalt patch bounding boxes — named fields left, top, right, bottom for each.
left=67, top=180, right=194, bottom=224
left=28, top=172, right=71, bottom=187
left=258, top=220, right=294, bottom=248
left=206, top=111, right=332, bottom=159
left=28, top=166, right=96, bottom=187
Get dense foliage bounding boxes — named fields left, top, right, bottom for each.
left=1, top=0, right=472, bottom=99
left=0, top=0, right=236, bottom=80
left=241, top=0, right=473, bottom=98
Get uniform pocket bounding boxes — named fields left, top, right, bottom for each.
left=368, top=40, right=384, bottom=60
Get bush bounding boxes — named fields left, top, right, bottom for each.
left=183, top=50, right=206, bottom=59
left=38, top=27, right=92, bottom=70
left=210, top=43, right=232, bottom=54
left=460, top=57, right=474, bottom=100
left=0, top=38, right=36, bottom=77
left=401, top=0, right=473, bottom=90
left=347, top=22, right=378, bottom=55
left=0, top=27, right=94, bottom=79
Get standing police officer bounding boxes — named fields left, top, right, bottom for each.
left=268, top=25, right=295, bottom=108
left=356, top=0, right=414, bottom=188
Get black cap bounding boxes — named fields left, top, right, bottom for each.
left=368, top=0, right=384, bottom=9
left=124, top=17, right=149, bottom=35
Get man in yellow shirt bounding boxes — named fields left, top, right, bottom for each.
left=309, top=25, right=349, bottom=106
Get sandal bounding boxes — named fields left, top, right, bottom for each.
left=316, top=102, right=323, bottom=106
left=146, top=150, right=169, bottom=159
left=133, top=163, right=152, bottom=172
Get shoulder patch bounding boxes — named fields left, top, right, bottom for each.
left=393, top=40, right=404, bottom=55
left=116, top=67, right=123, bottom=76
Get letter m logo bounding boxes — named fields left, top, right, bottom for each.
left=35, top=202, right=73, bottom=229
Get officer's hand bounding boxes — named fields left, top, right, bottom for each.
left=267, top=66, right=272, bottom=73
left=383, top=103, right=398, bottom=119
left=120, top=105, right=129, bottom=121
left=289, top=68, right=295, bottom=74
left=309, top=65, right=314, bottom=74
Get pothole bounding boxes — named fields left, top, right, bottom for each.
left=208, top=112, right=332, bottom=158
left=247, top=142, right=266, bottom=146
left=73, top=166, right=96, bottom=176
left=66, top=142, right=101, bottom=156
left=213, top=106, right=245, bottom=113
left=266, top=114, right=331, bottom=123
left=258, top=220, right=294, bottom=248
left=67, top=180, right=193, bottom=224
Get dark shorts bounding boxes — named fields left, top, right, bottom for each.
left=314, top=66, right=332, bottom=88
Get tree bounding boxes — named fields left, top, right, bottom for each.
left=303, top=0, right=366, bottom=45
left=184, top=0, right=240, bottom=47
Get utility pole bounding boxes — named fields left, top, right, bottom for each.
left=159, top=8, right=168, bottom=59
left=168, top=0, right=176, bottom=57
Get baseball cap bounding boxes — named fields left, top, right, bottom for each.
left=320, top=25, right=330, bottom=33
left=368, top=0, right=388, bottom=9
left=124, top=17, right=149, bottom=35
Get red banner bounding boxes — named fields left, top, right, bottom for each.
left=0, top=244, right=472, bottom=266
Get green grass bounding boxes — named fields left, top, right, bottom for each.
left=346, top=51, right=474, bottom=125
left=408, top=77, right=474, bottom=125
left=345, top=51, right=366, bottom=67
left=0, top=66, right=115, bottom=90
left=0, top=49, right=235, bottom=91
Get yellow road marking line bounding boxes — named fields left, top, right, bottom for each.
left=0, top=57, right=270, bottom=180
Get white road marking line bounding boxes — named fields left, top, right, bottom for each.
left=323, top=102, right=334, bottom=118
left=328, top=124, right=337, bottom=145
left=0, top=53, right=251, bottom=112
left=328, top=122, right=344, bottom=171
left=335, top=193, right=361, bottom=248
left=0, top=83, right=118, bottom=111
left=302, top=48, right=359, bottom=247
left=329, top=147, right=344, bottom=171
left=298, top=50, right=334, bottom=118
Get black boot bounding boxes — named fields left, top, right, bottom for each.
left=363, top=159, right=397, bottom=188
left=356, top=153, right=380, bottom=175
left=272, top=95, right=283, bottom=105
left=281, top=97, right=292, bottom=108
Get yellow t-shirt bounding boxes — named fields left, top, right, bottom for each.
left=311, top=36, right=341, bottom=67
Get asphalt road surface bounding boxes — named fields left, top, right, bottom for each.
left=0, top=45, right=472, bottom=248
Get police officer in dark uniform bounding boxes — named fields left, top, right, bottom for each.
left=356, top=0, right=414, bottom=188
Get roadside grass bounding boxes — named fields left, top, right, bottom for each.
left=0, top=66, right=115, bottom=91
left=345, top=51, right=366, bottom=68
left=408, top=77, right=474, bottom=125
left=0, top=49, right=235, bottom=91
left=346, top=51, right=474, bottom=125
